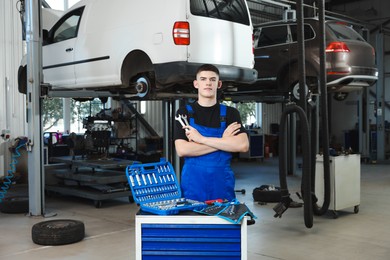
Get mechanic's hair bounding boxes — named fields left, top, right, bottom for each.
left=196, top=64, right=220, bottom=77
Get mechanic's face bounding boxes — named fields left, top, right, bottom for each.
left=193, top=70, right=222, bottom=99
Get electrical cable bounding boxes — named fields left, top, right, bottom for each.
left=0, top=139, right=27, bottom=203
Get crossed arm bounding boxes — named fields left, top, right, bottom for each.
left=174, top=122, right=249, bottom=157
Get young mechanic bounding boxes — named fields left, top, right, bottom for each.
left=174, top=64, right=249, bottom=202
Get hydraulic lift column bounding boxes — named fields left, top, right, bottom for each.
left=25, top=0, right=45, bottom=216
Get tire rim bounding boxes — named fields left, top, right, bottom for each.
left=292, top=82, right=309, bottom=100
left=135, top=77, right=150, bottom=98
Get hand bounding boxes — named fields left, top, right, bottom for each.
left=223, top=122, right=241, bottom=138
left=184, top=125, right=204, bottom=143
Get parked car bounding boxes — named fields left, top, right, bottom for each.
left=18, top=0, right=257, bottom=100
left=225, top=18, right=378, bottom=101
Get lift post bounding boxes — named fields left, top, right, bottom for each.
left=375, top=32, right=385, bottom=161
left=25, top=0, right=45, bottom=216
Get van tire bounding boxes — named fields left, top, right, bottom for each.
left=32, top=219, right=85, bottom=245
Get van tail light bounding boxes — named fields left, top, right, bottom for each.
left=325, top=41, right=350, bottom=53
left=173, top=22, right=190, bottom=45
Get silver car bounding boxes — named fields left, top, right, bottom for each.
left=228, top=18, right=378, bottom=101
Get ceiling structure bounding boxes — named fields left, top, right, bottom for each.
left=277, top=0, right=390, bottom=33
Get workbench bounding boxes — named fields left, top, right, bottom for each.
left=45, top=156, right=137, bottom=208
left=135, top=211, right=247, bottom=260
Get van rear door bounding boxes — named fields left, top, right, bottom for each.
left=187, top=0, right=254, bottom=69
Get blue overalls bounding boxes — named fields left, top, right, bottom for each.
left=181, top=104, right=235, bottom=202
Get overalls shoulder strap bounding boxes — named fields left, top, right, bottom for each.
left=186, top=104, right=195, bottom=125
left=219, top=104, right=226, bottom=129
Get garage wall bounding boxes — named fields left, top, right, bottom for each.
left=0, top=0, right=26, bottom=177
left=141, top=101, right=164, bottom=137
left=262, top=103, right=283, bottom=135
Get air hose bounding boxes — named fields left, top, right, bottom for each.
left=273, top=103, right=313, bottom=228
left=0, top=138, right=28, bottom=203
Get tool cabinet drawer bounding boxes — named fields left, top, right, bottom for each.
left=136, top=215, right=247, bottom=260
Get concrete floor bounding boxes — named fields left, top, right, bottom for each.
left=1, top=156, right=390, bottom=260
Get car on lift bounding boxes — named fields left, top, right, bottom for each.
left=18, top=0, right=257, bottom=100
left=225, top=18, right=378, bottom=101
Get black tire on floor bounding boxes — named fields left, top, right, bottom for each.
left=0, top=196, right=29, bottom=214
left=32, top=219, right=85, bottom=245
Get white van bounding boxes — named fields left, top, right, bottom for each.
left=18, top=0, right=257, bottom=99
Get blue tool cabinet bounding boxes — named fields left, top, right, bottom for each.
left=135, top=214, right=247, bottom=260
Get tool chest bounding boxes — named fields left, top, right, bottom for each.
left=135, top=214, right=247, bottom=260
left=126, top=158, right=207, bottom=215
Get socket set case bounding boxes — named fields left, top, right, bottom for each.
left=125, top=158, right=207, bottom=215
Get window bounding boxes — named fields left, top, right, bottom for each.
left=52, top=7, right=84, bottom=43
left=45, top=0, right=81, bottom=11
left=257, top=25, right=288, bottom=47
left=327, top=23, right=364, bottom=41
left=190, top=0, right=250, bottom=26
left=290, top=24, right=315, bottom=42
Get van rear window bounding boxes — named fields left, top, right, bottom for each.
left=190, top=0, right=250, bottom=26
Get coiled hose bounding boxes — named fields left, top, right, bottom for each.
left=0, top=140, right=27, bottom=203
left=274, top=103, right=313, bottom=228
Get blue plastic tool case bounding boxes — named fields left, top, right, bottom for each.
left=126, top=158, right=207, bottom=215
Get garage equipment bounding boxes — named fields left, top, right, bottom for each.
left=315, top=154, right=360, bottom=218
left=0, top=137, right=28, bottom=203
left=275, top=103, right=313, bottom=228
left=136, top=213, right=248, bottom=260
left=46, top=156, right=136, bottom=208
left=252, top=185, right=281, bottom=204
left=126, top=158, right=207, bottom=215
left=272, top=0, right=333, bottom=229
left=194, top=199, right=256, bottom=224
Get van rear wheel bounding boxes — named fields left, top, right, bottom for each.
left=132, top=74, right=153, bottom=98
